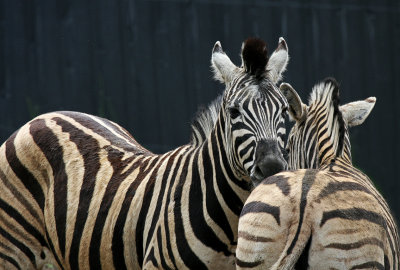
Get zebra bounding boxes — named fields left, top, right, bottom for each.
left=0, top=37, right=290, bottom=270
left=236, top=78, right=399, bottom=269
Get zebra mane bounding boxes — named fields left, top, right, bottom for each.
left=308, top=78, right=346, bottom=160
left=190, top=95, right=223, bottom=146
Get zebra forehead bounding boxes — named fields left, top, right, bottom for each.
left=227, top=83, right=287, bottom=108
left=260, top=81, right=289, bottom=107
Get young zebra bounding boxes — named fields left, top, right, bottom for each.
left=236, top=78, right=399, bottom=269
left=0, top=38, right=290, bottom=270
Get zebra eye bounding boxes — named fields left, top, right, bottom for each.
left=228, top=107, right=241, bottom=119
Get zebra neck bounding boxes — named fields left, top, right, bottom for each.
left=194, top=121, right=251, bottom=204
left=320, top=156, right=353, bottom=171
left=167, top=124, right=251, bottom=251
left=318, top=138, right=352, bottom=168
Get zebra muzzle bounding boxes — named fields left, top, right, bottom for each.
left=251, top=139, right=287, bottom=185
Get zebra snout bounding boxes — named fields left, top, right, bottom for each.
left=252, top=155, right=286, bottom=181
left=251, top=139, right=287, bottom=184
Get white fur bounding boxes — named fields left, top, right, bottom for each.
left=280, top=82, right=306, bottom=122
left=211, top=41, right=238, bottom=83
left=340, top=97, right=376, bottom=127
left=267, top=37, right=289, bottom=84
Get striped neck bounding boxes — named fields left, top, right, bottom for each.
left=306, top=80, right=352, bottom=168
left=316, top=118, right=352, bottom=167
left=176, top=111, right=251, bottom=253
left=196, top=109, right=252, bottom=193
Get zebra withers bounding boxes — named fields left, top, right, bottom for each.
left=236, top=78, right=399, bottom=269
left=0, top=38, right=289, bottom=269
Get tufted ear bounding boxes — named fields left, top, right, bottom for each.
left=267, top=37, right=289, bottom=84
left=211, top=41, right=238, bottom=83
left=280, top=83, right=307, bottom=122
left=240, top=37, right=269, bottom=78
left=340, top=97, right=376, bottom=127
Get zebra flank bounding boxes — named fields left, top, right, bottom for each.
left=0, top=38, right=290, bottom=269
left=236, top=78, right=399, bottom=269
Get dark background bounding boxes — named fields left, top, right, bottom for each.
left=1, top=0, right=399, bottom=222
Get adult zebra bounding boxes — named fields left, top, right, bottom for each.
left=236, top=78, right=399, bottom=269
left=0, top=37, right=289, bottom=270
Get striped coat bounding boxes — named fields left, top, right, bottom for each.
left=236, top=78, right=399, bottom=269
left=0, top=37, right=289, bottom=270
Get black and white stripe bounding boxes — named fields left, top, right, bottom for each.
left=0, top=37, right=290, bottom=270
left=236, top=78, right=399, bottom=269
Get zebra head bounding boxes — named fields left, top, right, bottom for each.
left=211, top=37, right=289, bottom=186
left=281, top=78, right=376, bottom=169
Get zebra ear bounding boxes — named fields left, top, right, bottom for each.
left=211, top=41, right=238, bottom=83
left=340, top=97, right=376, bottom=127
left=241, top=37, right=269, bottom=78
left=280, top=83, right=306, bottom=122
left=267, top=37, right=289, bottom=84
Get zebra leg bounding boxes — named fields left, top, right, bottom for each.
left=236, top=173, right=313, bottom=270
left=270, top=228, right=312, bottom=270
left=236, top=223, right=288, bottom=270
left=236, top=219, right=312, bottom=270
left=236, top=196, right=302, bottom=268
left=270, top=198, right=313, bottom=270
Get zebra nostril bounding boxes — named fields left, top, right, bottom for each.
left=252, top=165, right=264, bottom=180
